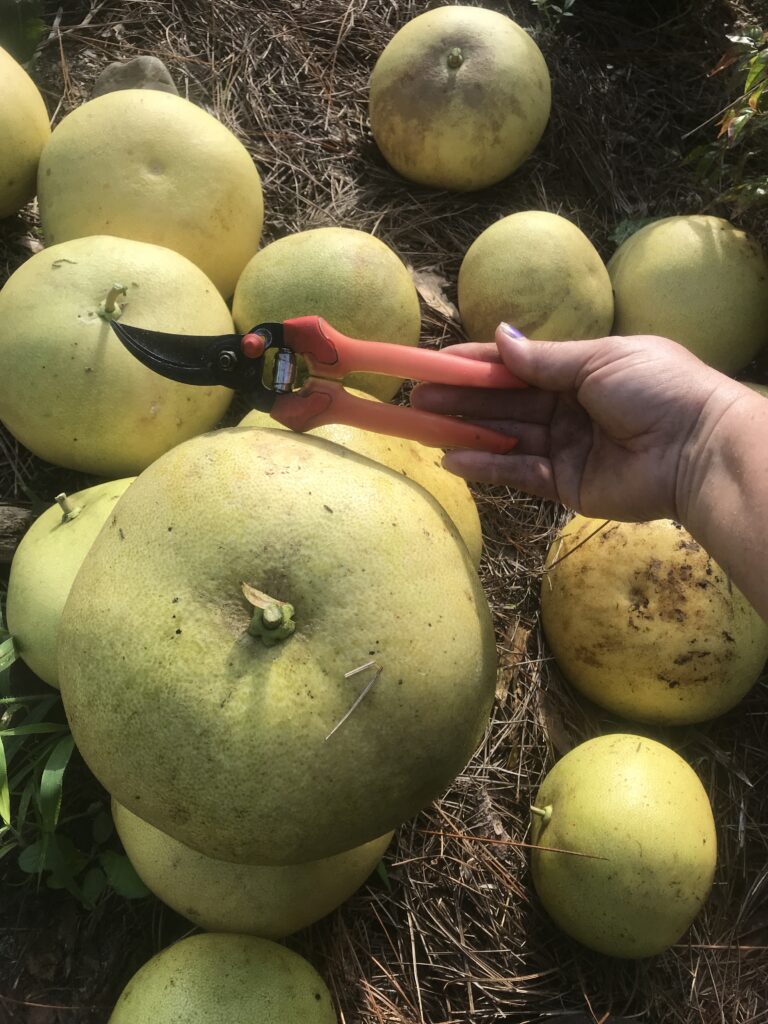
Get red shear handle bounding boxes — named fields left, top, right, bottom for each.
left=283, top=316, right=526, bottom=389
left=270, top=379, right=518, bottom=455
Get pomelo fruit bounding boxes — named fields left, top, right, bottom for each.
left=369, top=7, right=551, bottom=191
left=0, top=235, right=233, bottom=475
left=107, top=932, right=337, bottom=1024
left=112, top=798, right=392, bottom=937
left=58, top=428, right=497, bottom=864
left=530, top=734, right=717, bottom=958
left=458, top=211, right=614, bottom=342
left=541, top=516, right=768, bottom=725
left=240, top=398, right=482, bottom=565
left=6, top=479, right=134, bottom=688
left=37, top=90, right=263, bottom=297
left=0, top=47, right=50, bottom=218
left=232, top=227, right=421, bottom=400
left=608, top=215, right=768, bottom=373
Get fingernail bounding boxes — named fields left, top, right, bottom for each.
left=499, top=322, right=525, bottom=340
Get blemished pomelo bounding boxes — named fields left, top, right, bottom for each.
left=541, top=516, right=768, bottom=725
left=369, top=6, right=551, bottom=191
left=107, top=933, right=337, bottom=1024
left=37, top=90, right=263, bottom=297
left=112, top=798, right=392, bottom=937
left=58, top=428, right=497, bottom=864
left=608, top=215, right=768, bottom=373
left=0, top=47, right=50, bottom=218
left=240, top=398, right=482, bottom=565
left=0, top=235, right=233, bottom=475
left=7, top=479, right=134, bottom=688
left=530, top=734, right=717, bottom=958
left=232, top=227, right=421, bottom=400
left=458, top=211, right=614, bottom=341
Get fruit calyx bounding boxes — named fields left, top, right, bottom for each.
left=242, top=582, right=295, bottom=646
left=447, top=47, right=464, bottom=69
left=530, top=804, right=553, bottom=825
left=97, top=283, right=128, bottom=322
left=56, top=493, right=82, bottom=523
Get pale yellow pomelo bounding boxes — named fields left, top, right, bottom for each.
left=0, top=236, right=233, bottom=475
left=369, top=7, right=551, bottom=191
left=107, top=933, right=337, bottom=1024
left=37, top=90, right=263, bottom=297
left=531, top=734, right=716, bottom=958
left=458, top=211, right=614, bottom=341
left=608, top=215, right=768, bottom=373
left=240, top=400, right=482, bottom=565
left=0, top=47, right=50, bottom=217
left=59, top=428, right=497, bottom=864
left=541, top=516, right=768, bottom=725
left=232, top=227, right=421, bottom=400
left=7, top=479, right=134, bottom=688
left=112, top=798, right=392, bottom=937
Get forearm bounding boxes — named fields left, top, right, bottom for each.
left=677, top=387, right=768, bottom=622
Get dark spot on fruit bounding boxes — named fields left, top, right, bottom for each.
left=118, top=528, right=125, bottom=540
left=175, top=628, right=182, bottom=635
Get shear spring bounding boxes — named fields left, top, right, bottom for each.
left=272, top=349, right=297, bottom=394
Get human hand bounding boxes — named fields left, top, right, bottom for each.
left=411, top=324, right=746, bottom=523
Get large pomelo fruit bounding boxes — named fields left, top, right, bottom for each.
left=37, top=90, right=263, bottom=297
left=608, top=215, right=768, bottom=373
left=0, top=47, right=50, bottom=218
left=541, top=516, right=768, bottom=725
left=369, top=7, right=551, bottom=191
left=59, top=428, right=497, bottom=864
left=458, top=211, right=614, bottom=341
left=530, top=734, right=717, bottom=958
left=7, top=479, right=134, bottom=688
left=232, top=227, right=421, bottom=400
left=240, top=397, right=482, bottom=566
left=107, top=933, right=337, bottom=1024
left=0, top=235, right=233, bottom=475
left=112, top=798, right=392, bottom=937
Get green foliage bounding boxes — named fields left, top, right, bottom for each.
left=529, top=0, right=576, bottom=30
left=686, top=27, right=768, bottom=213
left=609, top=216, right=667, bottom=247
left=0, top=0, right=46, bottom=62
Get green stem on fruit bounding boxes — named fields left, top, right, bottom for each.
left=98, top=283, right=128, bottom=321
left=447, top=47, right=463, bottom=69
left=56, top=493, right=82, bottom=522
left=530, top=804, right=553, bottom=824
left=242, top=582, right=295, bottom=646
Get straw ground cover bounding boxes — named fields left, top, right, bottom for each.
left=1, top=0, right=768, bottom=1021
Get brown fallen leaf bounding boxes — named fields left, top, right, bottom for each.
left=495, top=619, right=531, bottom=702
left=407, top=265, right=459, bottom=321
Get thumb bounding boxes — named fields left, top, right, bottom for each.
left=495, top=323, right=605, bottom=392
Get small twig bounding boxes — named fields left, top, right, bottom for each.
left=325, top=662, right=383, bottom=741
left=544, top=519, right=614, bottom=573
left=416, top=829, right=610, bottom=861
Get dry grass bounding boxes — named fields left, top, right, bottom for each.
left=2, top=0, right=768, bottom=1021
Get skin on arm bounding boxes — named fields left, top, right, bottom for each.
left=411, top=325, right=768, bottom=621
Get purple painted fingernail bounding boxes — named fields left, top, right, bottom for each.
left=499, top=322, right=525, bottom=339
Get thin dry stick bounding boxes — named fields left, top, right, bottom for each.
left=325, top=662, right=383, bottom=741
left=416, top=829, right=610, bottom=861
left=544, top=519, right=614, bottom=572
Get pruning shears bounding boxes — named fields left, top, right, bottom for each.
left=110, top=316, right=525, bottom=453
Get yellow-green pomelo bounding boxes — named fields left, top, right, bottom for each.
left=112, top=798, right=392, bottom=937
left=531, top=734, right=716, bottom=958
left=608, top=215, right=768, bottom=373
left=0, top=47, right=50, bottom=217
left=7, top=480, right=134, bottom=688
left=232, top=227, right=421, bottom=400
left=37, top=90, right=263, bottom=297
left=107, top=932, right=337, bottom=1024
left=458, top=212, right=614, bottom=341
left=541, top=516, right=768, bottom=725
left=369, top=7, right=550, bottom=191
left=0, top=236, right=233, bottom=475
left=240, top=400, right=482, bottom=565
left=59, top=428, right=497, bottom=864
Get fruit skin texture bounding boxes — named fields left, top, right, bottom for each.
left=59, top=428, right=497, bottom=865
left=531, top=734, right=717, bottom=958
left=240, top=400, right=483, bottom=565
left=369, top=6, right=551, bottom=191
left=608, top=215, right=768, bottom=374
left=232, top=227, right=421, bottom=400
left=541, top=516, right=768, bottom=725
left=112, top=798, right=392, bottom=937
left=37, top=89, right=263, bottom=297
left=0, top=47, right=50, bottom=218
left=0, top=235, right=233, bottom=475
left=458, top=211, right=614, bottom=342
left=107, top=932, right=337, bottom=1024
left=7, top=479, right=135, bottom=688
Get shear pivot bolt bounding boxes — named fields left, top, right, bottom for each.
left=218, top=351, right=237, bottom=371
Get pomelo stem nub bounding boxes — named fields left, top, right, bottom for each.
left=98, top=283, right=128, bottom=321
left=242, top=582, right=295, bottom=646
left=447, top=47, right=463, bottom=69
left=530, top=804, right=553, bottom=825
left=56, top=492, right=82, bottom=522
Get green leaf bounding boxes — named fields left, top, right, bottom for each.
left=99, top=850, right=150, bottom=899
left=0, top=739, right=9, bottom=826
left=92, top=810, right=114, bottom=845
left=375, top=859, right=392, bottom=892
left=17, top=836, right=47, bottom=873
left=0, top=633, right=16, bottom=675
left=1, top=722, right=68, bottom=737
left=44, top=834, right=88, bottom=892
left=80, top=866, right=107, bottom=908
left=38, top=734, right=74, bottom=833
left=609, top=216, right=667, bottom=247
left=0, top=1, right=47, bottom=62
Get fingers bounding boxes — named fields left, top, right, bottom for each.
left=441, top=449, right=559, bottom=501
left=411, top=382, right=557, bottom=424
left=442, top=341, right=503, bottom=363
left=469, top=420, right=549, bottom=456
left=495, top=324, right=608, bottom=392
